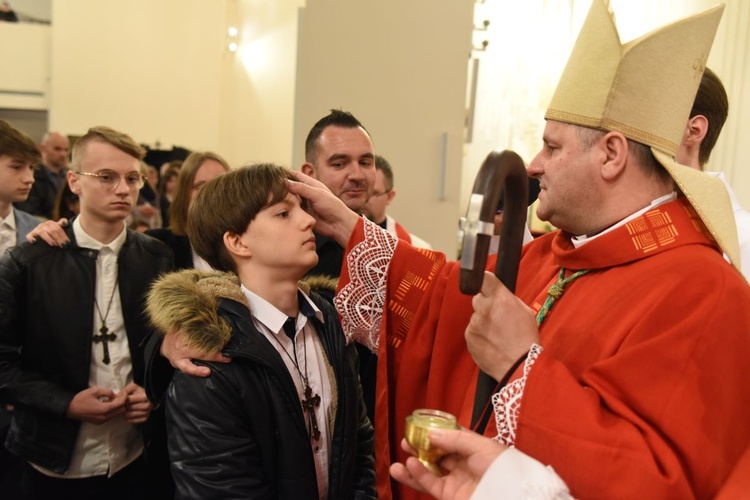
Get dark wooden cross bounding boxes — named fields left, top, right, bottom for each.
left=302, top=384, right=321, bottom=441
left=92, top=326, right=116, bottom=364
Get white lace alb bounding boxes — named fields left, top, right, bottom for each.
left=334, top=218, right=398, bottom=351
left=493, top=343, right=543, bottom=446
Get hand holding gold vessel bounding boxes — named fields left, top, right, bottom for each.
left=404, top=409, right=460, bottom=475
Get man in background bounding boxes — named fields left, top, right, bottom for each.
left=15, top=131, right=70, bottom=219
left=301, top=109, right=376, bottom=280
left=675, top=66, right=750, bottom=279
left=363, top=154, right=432, bottom=249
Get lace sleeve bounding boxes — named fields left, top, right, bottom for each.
left=493, top=343, right=543, bottom=446
left=334, top=218, right=398, bottom=352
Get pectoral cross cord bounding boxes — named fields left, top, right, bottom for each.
left=535, top=267, right=590, bottom=326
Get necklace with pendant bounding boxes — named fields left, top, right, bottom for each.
left=273, top=320, right=322, bottom=442
left=92, top=271, right=118, bottom=364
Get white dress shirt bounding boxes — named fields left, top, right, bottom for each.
left=0, top=210, right=18, bottom=256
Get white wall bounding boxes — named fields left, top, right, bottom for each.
left=48, top=0, right=301, bottom=169
left=0, top=22, right=50, bottom=110
left=50, top=0, right=225, bottom=152
left=219, top=0, right=304, bottom=168
left=293, top=0, right=474, bottom=255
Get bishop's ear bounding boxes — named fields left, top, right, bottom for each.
left=600, top=131, right=628, bottom=181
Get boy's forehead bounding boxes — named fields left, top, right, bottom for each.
left=0, top=154, right=33, bottom=166
left=266, top=190, right=297, bottom=205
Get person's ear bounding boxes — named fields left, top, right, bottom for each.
left=68, top=170, right=82, bottom=195
left=683, top=115, right=708, bottom=147
left=385, top=189, right=396, bottom=205
left=223, top=231, right=252, bottom=260
left=600, top=131, right=628, bottom=181
left=300, top=162, right=316, bottom=178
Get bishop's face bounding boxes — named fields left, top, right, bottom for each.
left=527, top=120, right=603, bottom=235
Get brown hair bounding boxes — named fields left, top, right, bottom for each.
left=188, top=163, right=295, bottom=273
left=168, top=151, right=230, bottom=236
left=374, top=154, right=394, bottom=191
left=0, top=119, right=41, bottom=164
left=690, top=67, right=728, bottom=166
left=71, top=126, right=145, bottom=170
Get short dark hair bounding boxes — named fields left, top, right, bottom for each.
left=304, top=109, right=369, bottom=163
left=0, top=119, right=41, bottom=164
left=690, top=67, right=728, bottom=166
left=187, top=163, right=296, bottom=273
left=374, top=155, right=394, bottom=191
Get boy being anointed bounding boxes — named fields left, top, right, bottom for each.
left=145, top=163, right=375, bottom=499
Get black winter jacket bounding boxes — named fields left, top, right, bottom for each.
left=144, top=270, right=376, bottom=499
left=0, top=223, right=174, bottom=473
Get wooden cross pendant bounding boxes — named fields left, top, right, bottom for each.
left=92, top=326, right=117, bottom=364
left=302, top=384, right=322, bottom=441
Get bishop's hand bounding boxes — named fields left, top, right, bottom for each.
left=466, top=271, right=539, bottom=381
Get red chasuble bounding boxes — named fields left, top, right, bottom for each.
left=336, top=198, right=750, bottom=499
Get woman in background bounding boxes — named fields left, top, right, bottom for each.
left=145, top=151, right=230, bottom=270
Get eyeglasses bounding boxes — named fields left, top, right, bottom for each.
left=370, top=189, right=392, bottom=198
left=75, top=170, right=146, bottom=191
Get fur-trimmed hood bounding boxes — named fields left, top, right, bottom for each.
left=145, top=269, right=338, bottom=355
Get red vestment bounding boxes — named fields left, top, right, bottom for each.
left=335, top=198, right=750, bottom=499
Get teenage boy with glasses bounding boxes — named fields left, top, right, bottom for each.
left=0, top=126, right=175, bottom=499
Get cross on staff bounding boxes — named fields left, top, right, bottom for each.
left=302, top=384, right=321, bottom=441
left=92, top=326, right=116, bottom=364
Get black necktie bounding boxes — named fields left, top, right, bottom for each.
left=283, top=316, right=296, bottom=343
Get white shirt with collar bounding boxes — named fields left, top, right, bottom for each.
left=0, top=210, right=18, bottom=256
left=241, top=284, right=333, bottom=500
left=33, top=217, right=143, bottom=478
left=571, top=192, right=677, bottom=248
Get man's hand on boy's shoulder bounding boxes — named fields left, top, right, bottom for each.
left=161, top=329, right=232, bottom=377
left=27, top=218, right=70, bottom=246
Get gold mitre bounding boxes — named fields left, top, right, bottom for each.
left=545, top=0, right=741, bottom=273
